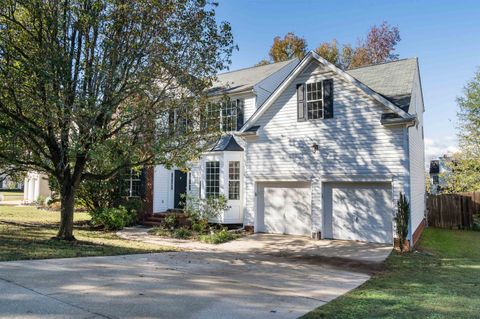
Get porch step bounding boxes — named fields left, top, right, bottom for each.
left=141, top=210, right=190, bottom=227
left=142, top=220, right=164, bottom=227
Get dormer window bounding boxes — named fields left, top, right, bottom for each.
left=297, top=79, right=333, bottom=121
left=306, top=82, right=324, bottom=119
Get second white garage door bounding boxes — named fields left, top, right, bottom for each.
left=257, top=182, right=312, bottom=236
left=323, top=182, right=393, bottom=244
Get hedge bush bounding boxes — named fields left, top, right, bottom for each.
left=89, top=206, right=137, bottom=230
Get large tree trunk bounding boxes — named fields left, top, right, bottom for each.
left=56, top=183, right=76, bottom=241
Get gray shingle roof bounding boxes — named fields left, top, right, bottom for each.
left=209, top=59, right=298, bottom=95
left=210, top=134, right=244, bottom=152
left=347, top=58, right=417, bottom=112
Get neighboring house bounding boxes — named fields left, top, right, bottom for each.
left=429, top=155, right=453, bottom=194
left=23, top=172, right=52, bottom=203
left=0, top=175, right=23, bottom=190
left=146, top=51, right=426, bottom=246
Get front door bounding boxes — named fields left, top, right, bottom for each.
left=174, top=170, right=187, bottom=209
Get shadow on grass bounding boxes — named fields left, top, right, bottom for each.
left=0, top=223, right=172, bottom=262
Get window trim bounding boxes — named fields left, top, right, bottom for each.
left=205, top=161, right=220, bottom=198
left=124, top=169, right=141, bottom=198
left=228, top=161, right=240, bottom=200
left=305, top=80, right=324, bottom=120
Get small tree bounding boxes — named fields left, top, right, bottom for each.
left=445, top=68, right=480, bottom=192
left=0, top=0, right=234, bottom=240
left=183, top=194, right=229, bottom=225
left=395, top=192, right=410, bottom=252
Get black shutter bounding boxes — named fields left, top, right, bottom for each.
left=236, top=99, right=244, bottom=130
left=168, top=110, right=175, bottom=135
left=139, top=167, right=147, bottom=199
left=323, top=79, right=334, bottom=119
left=297, top=83, right=306, bottom=121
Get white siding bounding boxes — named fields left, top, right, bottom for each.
left=408, top=63, right=426, bottom=238
left=243, top=61, right=409, bottom=235
left=241, top=94, right=256, bottom=122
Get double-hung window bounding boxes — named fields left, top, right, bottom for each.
left=124, top=169, right=142, bottom=198
left=205, top=100, right=243, bottom=132
left=222, top=100, right=238, bottom=132
left=228, top=161, right=240, bottom=200
left=205, top=161, right=220, bottom=197
left=306, top=81, right=324, bottom=120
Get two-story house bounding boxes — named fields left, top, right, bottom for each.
left=145, top=51, right=426, bottom=247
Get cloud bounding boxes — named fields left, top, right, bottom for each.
left=424, top=136, right=458, bottom=166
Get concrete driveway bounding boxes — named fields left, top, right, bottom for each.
left=0, top=232, right=391, bottom=319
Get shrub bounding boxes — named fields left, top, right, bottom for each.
left=89, top=206, right=137, bottom=230
left=183, top=194, right=229, bottom=224
left=395, top=192, right=410, bottom=252
left=163, top=214, right=178, bottom=230
left=191, top=219, right=209, bottom=233
left=149, top=227, right=171, bottom=237
left=173, top=227, right=192, bottom=239
left=200, top=228, right=240, bottom=244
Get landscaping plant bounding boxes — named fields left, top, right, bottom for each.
left=395, top=192, right=410, bottom=252
left=89, top=206, right=137, bottom=231
left=183, top=194, right=229, bottom=225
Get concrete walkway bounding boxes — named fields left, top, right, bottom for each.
left=0, top=228, right=392, bottom=319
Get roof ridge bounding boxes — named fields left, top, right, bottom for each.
left=346, top=57, right=417, bottom=71
left=218, top=58, right=297, bottom=76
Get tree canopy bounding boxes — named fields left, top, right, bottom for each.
left=0, top=0, right=235, bottom=239
left=445, top=69, right=480, bottom=192
left=258, top=21, right=401, bottom=69
left=268, top=32, right=307, bottom=63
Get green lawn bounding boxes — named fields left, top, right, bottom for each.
left=0, top=206, right=174, bottom=261
left=302, top=228, right=480, bottom=319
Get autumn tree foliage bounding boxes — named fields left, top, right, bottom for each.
left=255, top=32, right=307, bottom=66
left=316, top=22, right=401, bottom=69
left=0, top=0, right=234, bottom=240
left=269, top=32, right=307, bottom=62
left=259, top=22, right=401, bottom=69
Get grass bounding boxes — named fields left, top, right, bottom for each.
left=0, top=206, right=174, bottom=262
left=302, top=228, right=480, bottom=319
left=150, top=226, right=243, bottom=244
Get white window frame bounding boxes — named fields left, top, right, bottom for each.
left=205, top=161, right=220, bottom=197
left=306, top=81, right=324, bottom=120
left=125, top=169, right=141, bottom=198
left=228, top=161, right=240, bottom=200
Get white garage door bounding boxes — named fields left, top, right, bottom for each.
left=258, top=182, right=312, bottom=236
left=324, top=183, right=393, bottom=244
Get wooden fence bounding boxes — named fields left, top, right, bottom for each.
left=461, top=191, right=480, bottom=215
left=427, top=192, right=479, bottom=229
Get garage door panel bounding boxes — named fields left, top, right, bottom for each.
left=329, top=183, right=393, bottom=244
left=261, top=183, right=312, bottom=237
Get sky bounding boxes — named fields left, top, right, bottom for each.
left=214, top=0, right=480, bottom=164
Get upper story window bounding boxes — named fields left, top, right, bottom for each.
left=206, top=99, right=244, bottom=132
left=306, top=82, right=324, bottom=120
left=297, top=79, right=333, bottom=121
left=205, top=161, right=220, bottom=197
